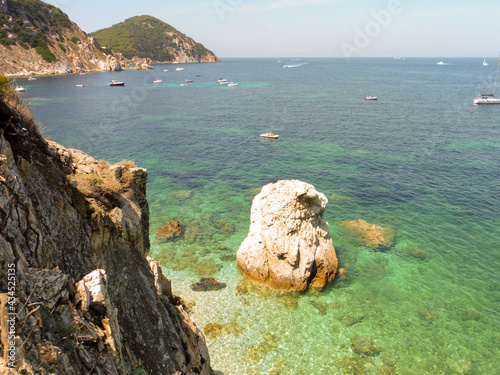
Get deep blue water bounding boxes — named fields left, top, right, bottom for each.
left=23, top=57, right=500, bottom=374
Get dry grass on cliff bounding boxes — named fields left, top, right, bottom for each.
left=73, top=160, right=137, bottom=216
left=0, top=73, right=38, bottom=133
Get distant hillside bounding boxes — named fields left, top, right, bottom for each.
left=0, top=0, right=124, bottom=75
left=92, top=15, right=220, bottom=63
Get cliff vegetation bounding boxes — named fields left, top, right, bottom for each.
left=0, top=0, right=124, bottom=75
left=92, top=15, right=221, bottom=63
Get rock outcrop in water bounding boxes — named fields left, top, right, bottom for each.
left=236, top=180, right=338, bottom=292
left=0, top=97, right=212, bottom=374
left=336, top=219, right=394, bottom=250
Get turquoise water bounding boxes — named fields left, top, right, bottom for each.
left=25, top=58, right=499, bottom=374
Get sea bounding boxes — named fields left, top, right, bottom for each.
left=20, top=57, right=500, bottom=374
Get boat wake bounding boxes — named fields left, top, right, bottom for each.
left=283, top=63, right=308, bottom=68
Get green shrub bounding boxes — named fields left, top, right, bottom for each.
left=35, top=40, right=57, bottom=63
left=18, top=41, right=29, bottom=50
left=58, top=43, right=66, bottom=53
left=71, top=36, right=79, bottom=44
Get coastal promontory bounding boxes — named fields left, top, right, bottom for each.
left=92, top=15, right=221, bottom=64
left=236, top=180, right=338, bottom=292
left=0, top=0, right=124, bottom=75
left=0, top=88, right=212, bottom=373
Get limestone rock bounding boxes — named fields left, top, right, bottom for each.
left=236, top=180, right=338, bottom=291
left=336, top=219, right=394, bottom=250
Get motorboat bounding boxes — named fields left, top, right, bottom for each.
left=14, top=85, right=25, bottom=92
left=474, top=56, right=500, bottom=104
left=260, top=132, right=279, bottom=139
left=196, top=74, right=202, bottom=77
left=228, top=82, right=238, bottom=87
left=27, top=77, right=37, bottom=81
left=437, top=61, right=447, bottom=65
left=176, top=67, right=185, bottom=71
left=364, top=96, right=378, bottom=101
left=108, top=80, right=125, bottom=86
left=76, top=84, right=84, bottom=87
left=217, top=78, right=228, bottom=85
left=185, top=79, right=193, bottom=83
left=154, top=79, right=162, bottom=83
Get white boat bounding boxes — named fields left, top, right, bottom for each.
left=154, top=79, right=162, bottom=83
left=364, top=96, right=378, bottom=101
left=76, top=84, right=84, bottom=87
left=14, top=85, right=25, bottom=92
left=437, top=61, right=446, bottom=65
left=176, top=67, right=185, bottom=71
left=228, top=82, right=237, bottom=87
left=474, top=56, right=500, bottom=104
left=217, top=78, right=228, bottom=85
left=483, top=59, right=489, bottom=66
left=108, top=80, right=125, bottom=86
left=27, top=77, right=37, bottom=81
left=260, top=132, right=279, bottom=139
left=163, top=69, right=169, bottom=72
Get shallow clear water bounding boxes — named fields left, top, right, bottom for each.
left=25, top=58, right=500, bottom=374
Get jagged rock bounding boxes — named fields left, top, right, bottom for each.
left=147, top=256, right=172, bottom=298
left=236, top=180, right=338, bottom=291
left=0, top=98, right=212, bottom=374
left=336, top=219, right=395, bottom=250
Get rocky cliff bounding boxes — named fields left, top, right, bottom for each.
left=0, top=0, right=124, bottom=76
left=0, top=96, right=212, bottom=374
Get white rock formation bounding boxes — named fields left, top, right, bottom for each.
left=237, top=180, right=338, bottom=291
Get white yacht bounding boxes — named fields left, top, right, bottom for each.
left=474, top=56, right=500, bottom=104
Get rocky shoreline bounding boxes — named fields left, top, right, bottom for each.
left=0, top=97, right=212, bottom=374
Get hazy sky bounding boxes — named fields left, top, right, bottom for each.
left=43, top=0, right=500, bottom=58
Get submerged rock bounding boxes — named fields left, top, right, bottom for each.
left=351, top=335, right=382, bottom=356
left=337, top=356, right=374, bottom=375
left=336, top=219, right=395, bottom=250
left=156, top=220, right=182, bottom=242
left=190, top=277, right=227, bottom=291
left=236, top=180, right=338, bottom=292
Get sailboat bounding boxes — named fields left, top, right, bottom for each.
left=474, top=56, right=500, bottom=104
left=483, top=59, right=489, bottom=66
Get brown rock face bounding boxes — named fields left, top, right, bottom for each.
left=0, top=98, right=211, bottom=374
left=336, top=219, right=394, bottom=250
left=236, top=180, right=338, bottom=292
